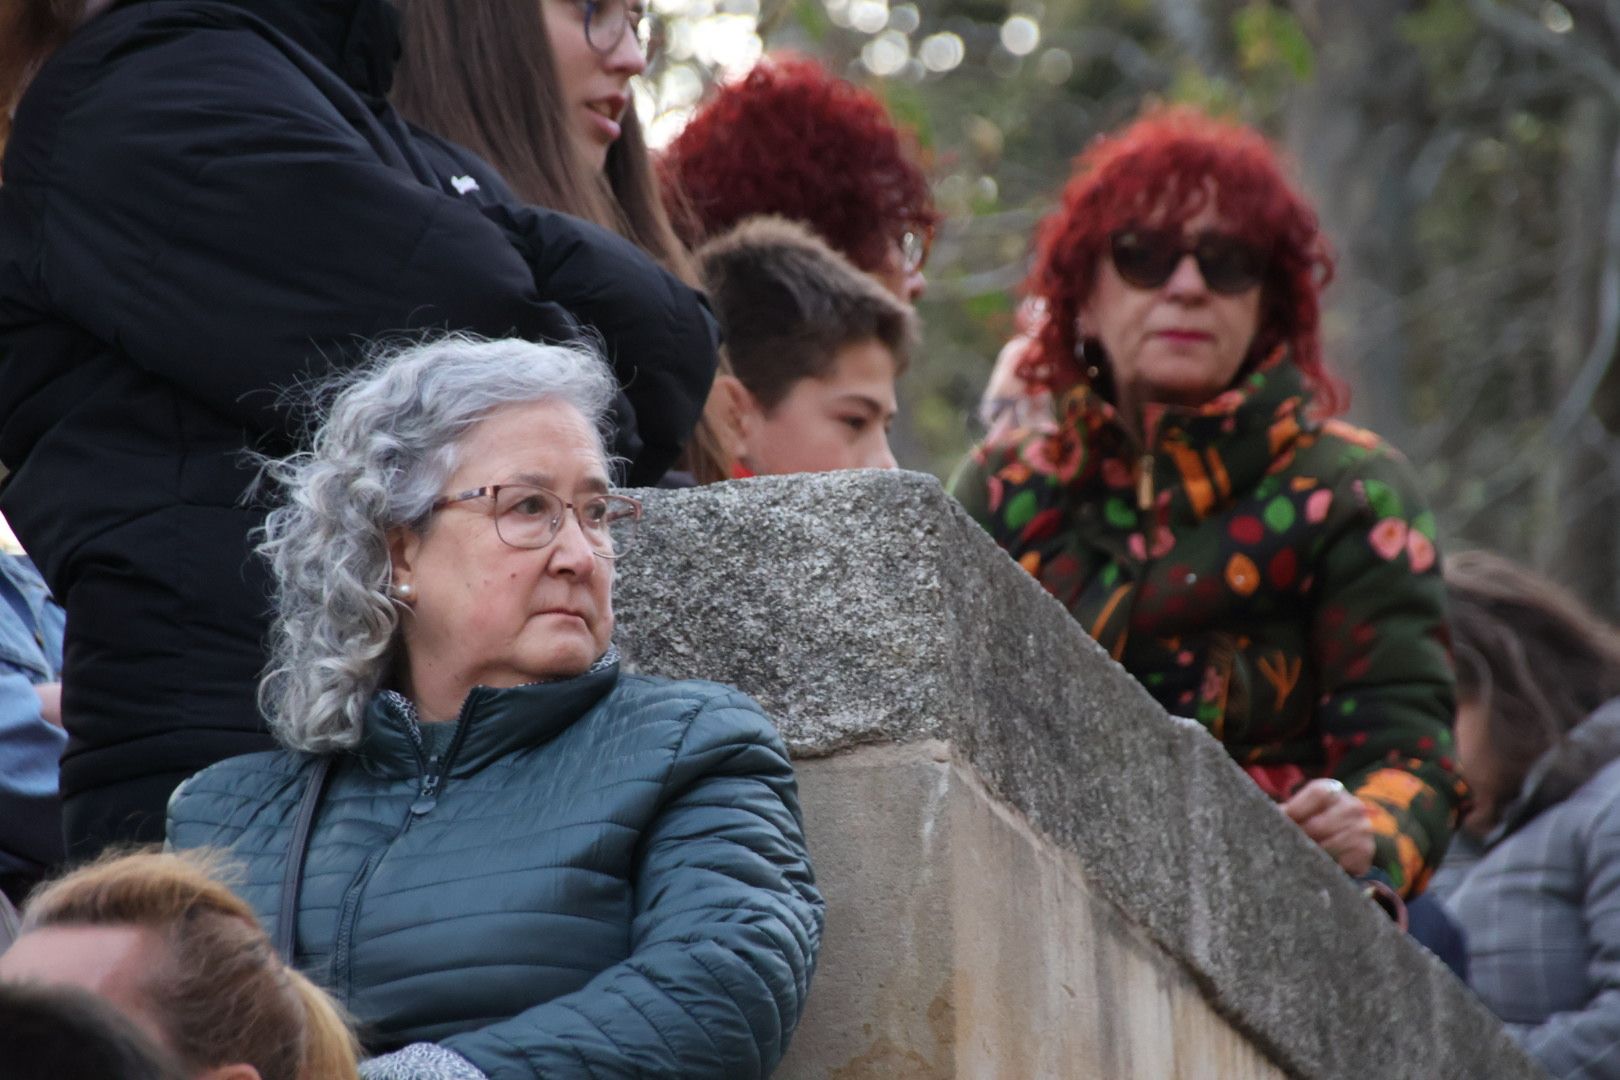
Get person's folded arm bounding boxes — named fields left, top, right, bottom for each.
left=486, top=202, right=719, bottom=485
left=440, top=690, right=825, bottom=1080
left=29, top=22, right=583, bottom=441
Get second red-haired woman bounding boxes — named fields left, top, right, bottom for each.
left=953, top=107, right=1465, bottom=902
left=658, top=54, right=938, bottom=302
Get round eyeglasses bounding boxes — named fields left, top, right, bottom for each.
left=579, top=0, right=662, bottom=60
left=430, top=484, right=642, bottom=559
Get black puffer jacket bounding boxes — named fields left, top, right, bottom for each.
left=0, top=0, right=718, bottom=853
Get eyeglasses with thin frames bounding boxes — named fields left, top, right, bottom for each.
left=429, top=484, right=642, bottom=559
left=577, top=0, right=662, bottom=61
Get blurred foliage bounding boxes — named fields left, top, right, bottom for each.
left=1233, top=4, right=1313, bottom=80
left=646, top=0, right=1620, bottom=615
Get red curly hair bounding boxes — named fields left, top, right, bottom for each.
left=658, top=54, right=938, bottom=274
left=1024, top=106, right=1345, bottom=413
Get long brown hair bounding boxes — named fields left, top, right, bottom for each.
left=0, top=0, right=82, bottom=153
left=389, top=0, right=722, bottom=481
left=390, top=0, right=694, bottom=281
left=23, top=850, right=360, bottom=1080
left=1446, top=550, right=1620, bottom=828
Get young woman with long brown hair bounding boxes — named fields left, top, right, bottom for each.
left=392, top=0, right=691, bottom=277
left=392, top=0, right=737, bottom=481
left=1435, top=551, right=1620, bottom=1078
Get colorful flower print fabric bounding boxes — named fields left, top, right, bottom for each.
left=951, top=360, right=1465, bottom=897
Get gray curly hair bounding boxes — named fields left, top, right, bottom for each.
left=256, top=334, right=619, bottom=752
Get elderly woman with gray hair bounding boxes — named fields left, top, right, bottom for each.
left=166, top=336, right=824, bottom=1080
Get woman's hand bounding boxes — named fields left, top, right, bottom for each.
left=978, top=335, right=1055, bottom=441
left=1282, top=778, right=1374, bottom=876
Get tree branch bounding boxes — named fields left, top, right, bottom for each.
left=756, top=0, right=797, bottom=40
left=929, top=261, right=1031, bottom=301
left=1449, top=133, right=1620, bottom=529
left=1467, top=0, right=1620, bottom=105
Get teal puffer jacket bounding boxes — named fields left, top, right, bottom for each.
left=166, top=660, right=823, bottom=1079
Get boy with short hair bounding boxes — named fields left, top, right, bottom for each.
left=696, top=216, right=917, bottom=476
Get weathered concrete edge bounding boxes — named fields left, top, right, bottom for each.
left=785, top=739, right=1291, bottom=1079
left=615, top=470, right=1543, bottom=1080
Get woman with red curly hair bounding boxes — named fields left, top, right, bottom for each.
left=953, top=107, right=1465, bottom=908
left=658, top=54, right=938, bottom=302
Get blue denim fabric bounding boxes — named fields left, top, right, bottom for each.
left=0, top=553, right=67, bottom=880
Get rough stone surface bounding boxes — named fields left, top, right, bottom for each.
left=616, top=470, right=1546, bottom=1080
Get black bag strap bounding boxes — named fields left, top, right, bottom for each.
left=275, top=755, right=334, bottom=964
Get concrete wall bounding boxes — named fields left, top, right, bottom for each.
left=788, top=743, right=1285, bottom=1079
left=616, top=471, right=1546, bottom=1080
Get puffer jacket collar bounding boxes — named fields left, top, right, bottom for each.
left=120, top=0, right=401, bottom=97
left=355, top=649, right=622, bottom=780
left=1490, top=697, right=1620, bottom=844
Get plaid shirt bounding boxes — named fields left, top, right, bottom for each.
left=1435, top=703, right=1620, bottom=1079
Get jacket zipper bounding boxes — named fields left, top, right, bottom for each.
left=1135, top=452, right=1155, bottom=511
left=330, top=694, right=478, bottom=998
left=1115, top=424, right=1167, bottom=658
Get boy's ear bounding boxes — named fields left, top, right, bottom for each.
left=711, top=374, right=760, bottom=453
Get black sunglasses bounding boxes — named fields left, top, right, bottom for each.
left=1109, top=228, right=1266, bottom=295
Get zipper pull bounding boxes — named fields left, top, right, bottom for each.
left=1136, top=453, right=1154, bottom=512
left=410, top=772, right=441, bottom=816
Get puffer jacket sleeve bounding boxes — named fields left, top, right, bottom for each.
left=440, top=689, right=825, bottom=1079
left=25, top=17, right=714, bottom=476
left=1309, top=437, right=1465, bottom=897
left=28, top=24, right=562, bottom=435
left=483, top=201, right=719, bottom=487
left=948, top=445, right=995, bottom=529
left=949, top=434, right=1036, bottom=543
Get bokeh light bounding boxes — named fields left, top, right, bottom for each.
left=862, top=30, right=911, bottom=76
left=849, top=0, right=890, bottom=34
left=919, top=32, right=966, bottom=73
left=1000, top=15, right=1040, bottom=57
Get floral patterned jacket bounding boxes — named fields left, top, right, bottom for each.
left=952, top=360, right=1465, bottom=897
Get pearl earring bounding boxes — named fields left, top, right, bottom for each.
left=392, top=582, right=415, bottom=601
